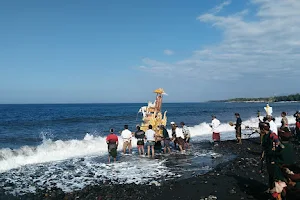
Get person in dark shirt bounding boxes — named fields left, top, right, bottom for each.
left=278, top=127, right=295, bottom=166
left=234, top=113, right=242, bottom=144
left=261, top=123, right=276, bottom=190
left=106, top=128, right=118, bottom=163
left=160, top=125, right=171, bottom=154
left=294, top=111, right=300, bottom=143
left=170, top=122, right=177, bottom=150
left=135, top=125, right=145, bottom=156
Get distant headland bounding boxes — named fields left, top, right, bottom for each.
left=209, top=93, right=300, bottom=103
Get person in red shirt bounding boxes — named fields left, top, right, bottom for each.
left=106, top=128, right=118, bottom=163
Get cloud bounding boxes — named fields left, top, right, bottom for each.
left=210, top=0, right=231, bottom=14
left=137, top=0, right=300, bottom=82
left=163, top=49, right=174, bottom=55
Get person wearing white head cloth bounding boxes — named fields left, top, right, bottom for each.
left=264, top=103, right=273, bottom=116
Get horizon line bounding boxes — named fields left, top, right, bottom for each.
left=0, top=101, right=210, bottom=105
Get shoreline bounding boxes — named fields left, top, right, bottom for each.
left=2, top=137, right=300, bottom=200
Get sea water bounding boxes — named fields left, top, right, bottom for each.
left=0, top=102, right=299, bottom=195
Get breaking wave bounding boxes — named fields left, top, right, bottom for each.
left=0, top=115, right=295, bottom=173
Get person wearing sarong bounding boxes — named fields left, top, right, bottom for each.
left=106, top=128, right=118, bottom=163
left=210, top=115, right=221, bottom=146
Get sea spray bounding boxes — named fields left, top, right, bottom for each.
left=0, top=114, right=296, bottom=172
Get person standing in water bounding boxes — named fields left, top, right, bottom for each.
left=121, top=125, right=132, bottom=154
left=161, top=125, right=171, bottom=154
left=135, top=125, right=145, bottom=156
left=173, top=123, right=185, bottom=153
left=170, top=122, right=177, bottom=150
left=145, top=125, right=156, bottom=158
left=210, top=115, right=221, bottom=146
left=106, top=128, right=118, bottom=163
left=180, top=122, right=191, bottom=149
left=234, top=113, right=242, bottom=144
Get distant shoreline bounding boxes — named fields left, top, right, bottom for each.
left=210, top=100, right=300, bottom=103
left=209, top=93, right=300, bottom=103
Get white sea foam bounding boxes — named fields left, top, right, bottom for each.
left=0, top=134, right=143, bottom=173
left=0, top=156, right=176, bottom=195
left=0, top=114, right=295, bottom=173
left=172, top=115, right=296, bottom=141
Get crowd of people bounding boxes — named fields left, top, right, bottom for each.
left=104, top=105, right=300, bottom=199
left=105, top=121, right=191, bottom=162
left=256, top=110, right=300, bottom=199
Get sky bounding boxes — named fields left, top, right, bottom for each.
left=0, top=0, right=300, bottom=103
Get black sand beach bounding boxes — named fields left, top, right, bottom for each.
left=2, top=137, right=300, bottom=200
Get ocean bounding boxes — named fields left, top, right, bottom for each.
left=0, top=102, right=299, bottom=195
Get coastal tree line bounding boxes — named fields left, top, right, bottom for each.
left=210, top=93, right=300, bottom=102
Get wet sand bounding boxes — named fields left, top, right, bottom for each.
left=2, top=137, right=300, bottom=200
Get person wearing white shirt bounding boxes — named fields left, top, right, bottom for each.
left=210, top=115, right=221, bottom=146
left=172, top=126, right=185, bottom=152
left=175, top=127, right=184, bottom=139
left=180, top=122, right=191, bottom=149
left=267, top=115, right=278, bottom=135
left=121, top=125, right=132, bottom=154
left=145, top=124, right=156, bottom=158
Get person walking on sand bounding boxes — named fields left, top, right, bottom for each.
left=145, top=125, right=156, bottom=158
left=121, top=125, right=132, bottom=154
left=210, top=115, right=221, bottom=146
left=234, top=113, right=242, bottom=144
left=161, top=125, right=171, bottom=154
left=106, top=128, right=118, bottom=163
left=180, top=122, right=191, bottom=149
left=135, top=125, right=145, bottom=156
